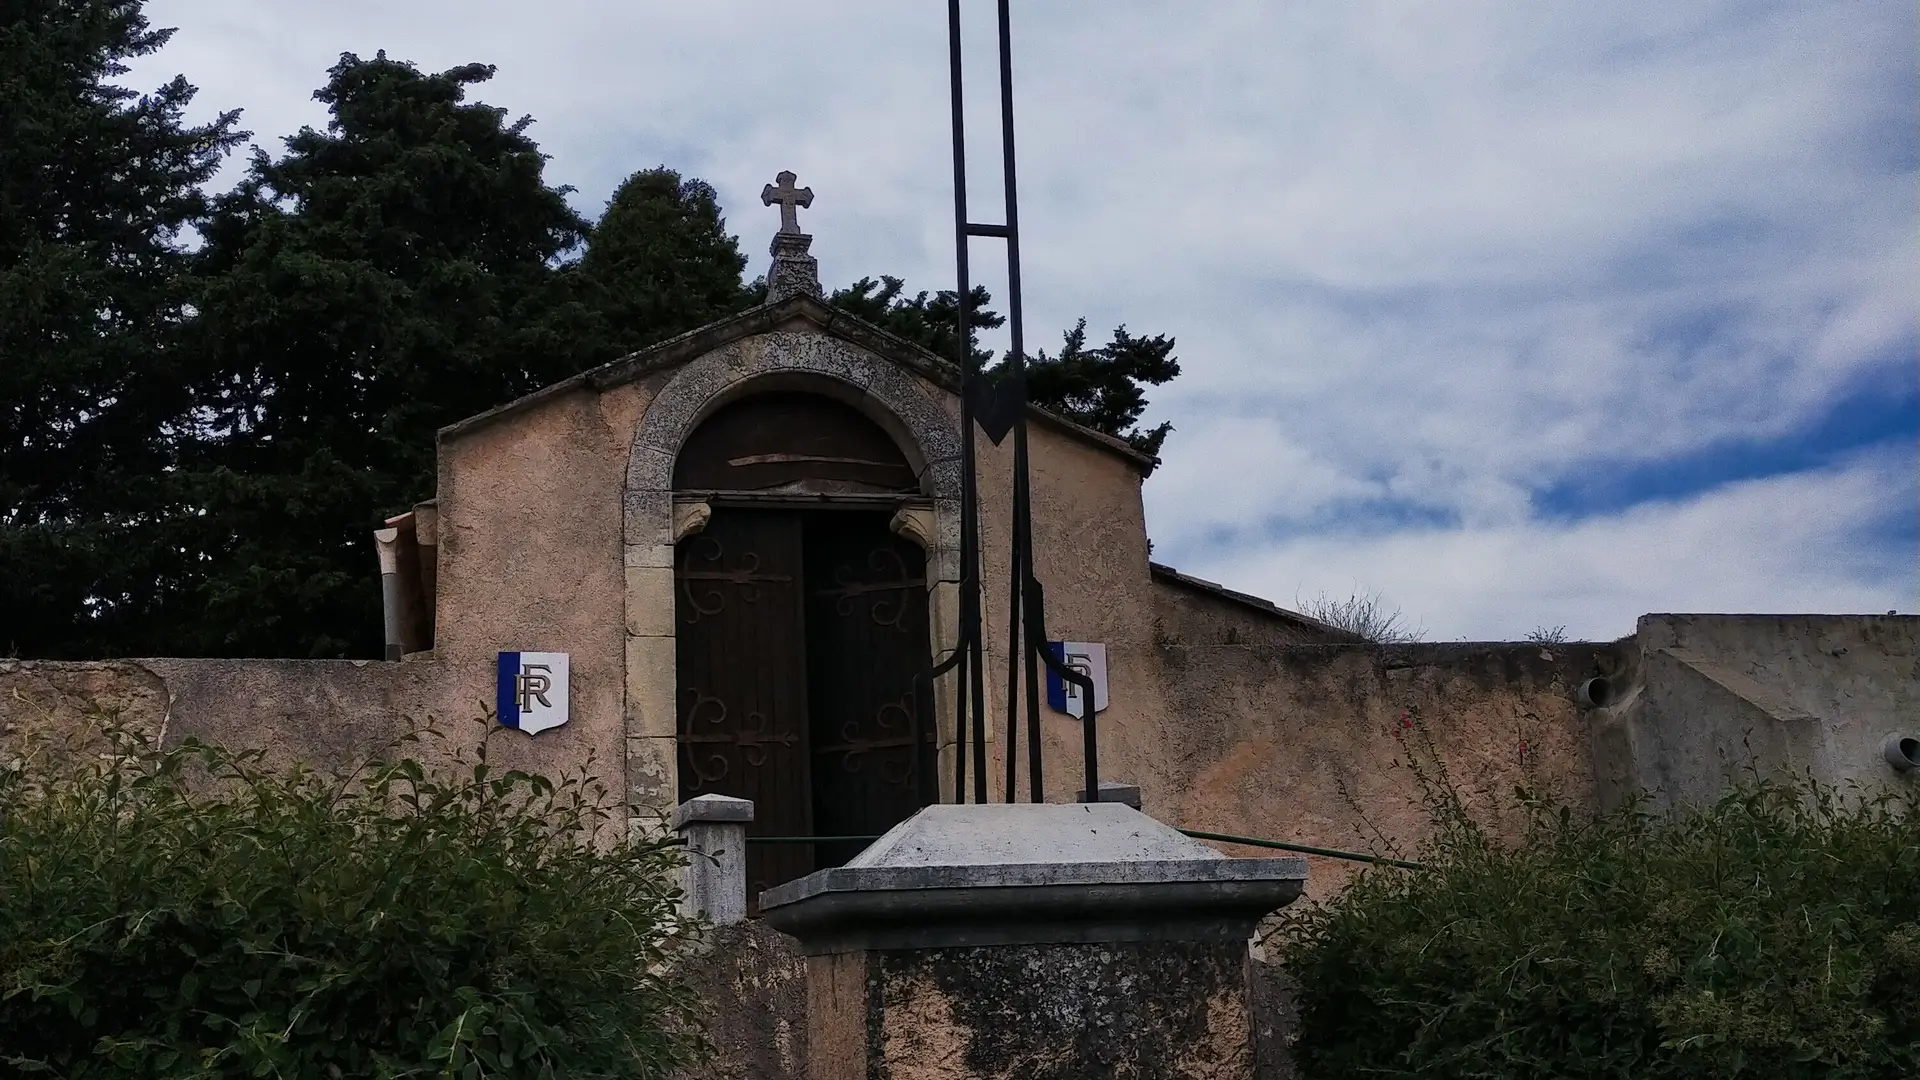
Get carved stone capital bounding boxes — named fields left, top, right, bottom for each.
left=673, top=500, right=713, bottom=543
left=889, top=505, right=936, bottom=551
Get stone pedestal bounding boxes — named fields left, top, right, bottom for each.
left=766, top=231, right=822, bottom=303
left=760, top=803, right=1307, bottom=1080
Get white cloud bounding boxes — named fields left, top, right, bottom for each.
left=1182, top=444, right=1916, bottom=641
left=125, top=0, right=1917, bottom=633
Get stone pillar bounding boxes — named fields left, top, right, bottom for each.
left=761, top=803, right=1307, bottom=1079
left=372, top=526, right=403, bottom=661
left=673, top=794, right=754, bottom=926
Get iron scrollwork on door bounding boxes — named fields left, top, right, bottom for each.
left=679, top=687, right=799, bottom=792
left=678, top=535, right=795, bottom=623
left=813, top=693, right=920, bottom=791
left=814, top=546, right=926, bottom=631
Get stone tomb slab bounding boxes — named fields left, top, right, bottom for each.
left=759, top=803, right=1307, bottom=1080
left=761, top=802, right=1304, bottom=954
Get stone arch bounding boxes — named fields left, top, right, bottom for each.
left=624, top=333, right=961, bottom=543
left=621, top=330, right=963, bottom=828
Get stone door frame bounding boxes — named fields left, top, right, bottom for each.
left=622, top=331, right=963, bottom=835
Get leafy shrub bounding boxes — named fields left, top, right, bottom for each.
left=0, top=718, right=702, bottom=1078
left=1278, top=772, right=1919, bottom=1079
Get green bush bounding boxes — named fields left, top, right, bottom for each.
left=1278, top=771, right=1919, bottom=1079
left=0, top=719, right=703, bottom=1077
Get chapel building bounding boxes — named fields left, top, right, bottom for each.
left=368, top=176, right=1353, bottom=896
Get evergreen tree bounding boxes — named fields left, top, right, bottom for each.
left=0, top=0, right=243, bottom=658
left=179, top=53, right=589, bottom=657
left=827, top=275, right=1001, bottom=369
left=1026, top=319, right=1181, bottom=459
left=573, top=167, right=754, bottom=357
left=826, top=278, right=1180, bottom=460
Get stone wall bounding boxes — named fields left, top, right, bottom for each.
left=1591, top=613, right=1918, bottom=811
left=0, top=654, right=617, bottom=840
left=10, top=616, right=1911, bottom=872
left=669, top=921, right=809, bottom=1080
left=1134, top=640, right=1620, bottom=898
left=0, top=658, right=427, bottom=772
left=8, top=616, right=1915, bottom=1080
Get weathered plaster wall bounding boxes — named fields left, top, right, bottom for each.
left=0, top=658, right=431, bottom=774
left=1, top=660, right=169, bottom=751
left=9, top=617, right=1913, bottom=1080
left=1592, top=613, right=1919, bottom=811
left=1140, top=641, right=1618, bottom=898
left=958, top=410, right=1613, bottom=856
left=968, top=417, right=1167, bottom=803
left=1, top=379, right=656, bottom=807
left=428, top=378, right=654, bottom=795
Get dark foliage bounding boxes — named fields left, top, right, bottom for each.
left=1279, top=768, right=1920, bottom=1079
left=827, top=274, right=1001, bottom=369
left=0, top=0, right=243, bottom=658
left=0, top=717, right=703, bottom=1077
left=573, top=166, right=756, bottom=358
left=175, top=52, right=591, bottom=658
left=826, top=277, right=1181, bottom=459
left=1025, top=318, right=1180, bottom=459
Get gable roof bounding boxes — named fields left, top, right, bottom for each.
left=438, top=293, right=1159, bottom=473
left=1149, top=562, right=1366, bottom=643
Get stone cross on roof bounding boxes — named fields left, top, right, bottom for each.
left=761, top=170, right=813, bottom=234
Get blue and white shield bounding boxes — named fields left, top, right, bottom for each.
left=1045, top=641, right=1108, bottom=718
left=496, top=651, right=570, bottom=735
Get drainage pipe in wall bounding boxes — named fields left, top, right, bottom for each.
left=1576, top=676, right=1613, bottom=708
left=1884, top=734, right=1919, bottom=772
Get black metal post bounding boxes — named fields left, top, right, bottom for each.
left=994, top=0, right=1051, bottom=804
left=944, top=0, right=1103, bottom=806
left=1004, top=491, right=1023, bottom=803
left=947, top=0, right=992, bottom=805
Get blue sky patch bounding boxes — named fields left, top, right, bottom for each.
left=1534, top=354, right=1918, bottom=522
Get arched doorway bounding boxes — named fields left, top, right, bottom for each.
left=671, top=392, right=937, bottom=899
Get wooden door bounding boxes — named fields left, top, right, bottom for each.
left=675, top=509, right=813, bottom=899
left=803, top=512, right=937, bottom=869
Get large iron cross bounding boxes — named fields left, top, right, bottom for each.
left=761, top=170, right=813, bottom=234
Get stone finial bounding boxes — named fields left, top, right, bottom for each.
left=672, top=793, right=755, bottom=828
left=761, top=170, right=813, bottom=234
left=762, top=170, right=822, bottom=304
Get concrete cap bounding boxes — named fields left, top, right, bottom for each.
left=846, top=802, right=1210, bottom=867
left=671, top=794, right=755, bottom=829
left=760, top=804, right=1307, bottom=954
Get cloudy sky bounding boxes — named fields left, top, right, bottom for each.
left=128, top=0, right=1916, bottom=641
